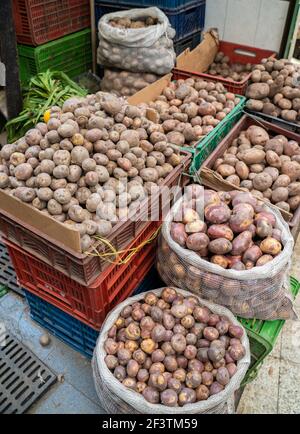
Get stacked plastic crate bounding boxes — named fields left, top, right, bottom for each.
left=94, top=0, right=206, bottom=55
left=13, top=0, right=93, bottom=84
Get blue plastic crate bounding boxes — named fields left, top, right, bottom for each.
left=95, top=1, right=205, bottom=40
left=174, top=31, right=201, bottom=55
left=25, top=291, right=99, bottom=359
left=95, top=0, right=199, bottom=7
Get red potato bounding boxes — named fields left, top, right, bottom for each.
left=242, top=245, right=263, bottom=264
left=229, top=203, right=254, bottom=233
left=255, top=212, right=276, bottom=227
left=205, top=203, right=231, bottom=224
left=170, top=222, right=187, bottom=247
left=208, top=238, right=232, bottom=255
left=207, top=224, right=234, bottom=241
left=231, top=231, right=252, bottom=255
left=186, top=233, right=210, bottom=251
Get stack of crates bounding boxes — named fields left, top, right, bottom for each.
left=94, top=0, right=206, bottom=55
left=4, top=220, right=160, bottom=358
left=13, top=0, right=92, bottom=84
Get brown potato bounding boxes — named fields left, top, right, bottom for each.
left=260, top=237, right=282, bottom=255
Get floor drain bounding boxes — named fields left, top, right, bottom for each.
left=0, top=332, right=56, bottom=414
left=0, top=242, right=24, bottom=296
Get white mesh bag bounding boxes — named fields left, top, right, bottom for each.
left=157, top=194, right=295, bottom=320
left=97, top=7, right=176, bottom=75
left=92, top=287, right=250, bottom=414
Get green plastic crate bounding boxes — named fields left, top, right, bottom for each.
left=0, top=285, right=8, bottom=298
left=18, top=29, right=92, bottom=84
left=240, top=276, right=300, bottom=386
left=186, top=96, right=246, bottom=174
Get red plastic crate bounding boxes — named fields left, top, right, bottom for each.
left=174, top=41, right=276, bottom=95
left=5, top=221, right=159, bottom=330
left=13, top=0, right=91, bottom=46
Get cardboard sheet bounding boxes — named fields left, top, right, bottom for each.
left=127, top=73, right=172, bottom=105
left=176, top=30, right=219, bottom=73
left=0, top=190, right=81, bottom=253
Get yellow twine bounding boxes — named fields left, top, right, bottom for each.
left=84, top=226, right=161, bottom=265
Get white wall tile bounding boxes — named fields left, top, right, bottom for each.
left=204, top=0, right=289, bottom=52
left=204, top=0, right=228, bottom=38
left=223, top=0, right=262, bottom=45
left=254, top=0, right=289, bottom=51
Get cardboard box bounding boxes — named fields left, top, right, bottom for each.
left=175, top=30, right=219, bottom=74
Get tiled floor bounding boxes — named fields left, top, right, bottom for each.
left=237, top=236, right=300, bottom=414
left=0, top=291, right=105, bottom=414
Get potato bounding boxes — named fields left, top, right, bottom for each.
left=271, top=187, right=289, bottom=203
left=264, top=166, right=279, bottom=182
left=252, top=172, right=273, bottom=191
left=205, top=203, right=231, bottom=224
left=231, top=231, right=252, bottom=255
left=207, top=224, right=233, bottom=241
left=272, top=174, right=291, bottom=189
left=246, top=83, right=270, bottom=99
left=256, top=218, right=273, bottom=238
left=208, top=238, right=232, bottom=255
left=239, top=149, right=265, bottom=165
left=170, top=222, right=187, bottom=247
left=246, top=125, right=269, bottom=146
left=266, top=150, right=281, bottom=168
left=265, top=138, right=284, bottom=155
left=47, top=198, right=62, bottom=215
left=288, top=195, right=300, bottom=211
left=281, top=161, right=300, bottom=181
left=14, top=163, right=33, bottom=181
left=217, top=164, right=235, bottom=178
left=178, top=388, right=196, bottom=406
left=260, top=237, right=282, bottom=255
left=186, top=233, right=210, bottom=251
left=235, top=161, right=249, bottom=180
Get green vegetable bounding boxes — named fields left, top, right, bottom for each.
left=5, top=70, right=87, bottom=142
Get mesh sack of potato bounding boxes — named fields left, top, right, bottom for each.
left=157, top=185, right=295, bottom=320
left=97, top=7, right=176, bottom=75
left=92, top=287, right=250, bottom=414
left=100, top=68, right=161, bottom=97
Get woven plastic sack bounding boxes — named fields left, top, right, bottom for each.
left=92, top=287, right=250, bottom=414
left=101, top=68, right=160, bottom=97
left=97, top=7, right=176, bottom=75
left=157, top=193, right=295, bottom=321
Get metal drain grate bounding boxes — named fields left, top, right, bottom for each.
left=0, top=241, right=24, bottom=296
left=0, top=332, right=57, bottom=414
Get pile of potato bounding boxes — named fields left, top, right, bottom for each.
left=170, top=186, right=283, bottom=270
left=104, top=287, right=246, bottom=407
left=144, top=77, right=241, bottom=147
left=207, top=51, right=252, bottom=82
left=212, top=125, right=300, bottom=215
left=101, top=69, right=160, bottom=97
left=0, top=93, right=184, bottom=252
left=246, top=57, right=300, bottom=123
left=108, top=16, right=158, bottom=29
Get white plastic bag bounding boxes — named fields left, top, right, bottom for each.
left=92, top=287, right=250, bottom=414
left=97, top=7, right=176, bottom=75
left=157, top=193, right=295, bottom=320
